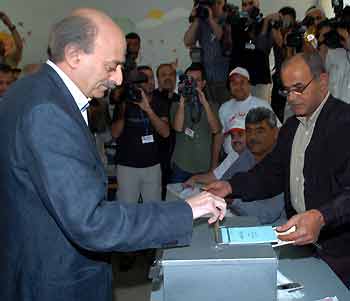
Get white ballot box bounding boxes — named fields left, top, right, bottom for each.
left=150, top=216, right=278, bottom=301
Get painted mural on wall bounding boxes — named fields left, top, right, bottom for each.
left=0, top=20, right=32, bottom=57
left=114, top=7, right=191, bottom=70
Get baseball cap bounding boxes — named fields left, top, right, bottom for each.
left=226, top=119, right=245, bottom=135
left=229, top=67, right=250, bottom=81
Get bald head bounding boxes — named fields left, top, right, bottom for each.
left=49, top=8, right=125, bottom=64
left=48, top=8, right=127, bottom=98
left=281, top=52, right=326, bottom=81
left=281, top=53, right=329, bottom=118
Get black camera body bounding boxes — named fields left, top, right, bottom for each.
left=332, top=0, right=344, bottom=18
left=123, top=62, right=148, bottom=103
left=124, top=83, right=143, bottom=103
left=178, top=74, right=198, bottom=100
left=286, top=26, right=306, bottom=51
left=194, top=0, right=215, bottom=21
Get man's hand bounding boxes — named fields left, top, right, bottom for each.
left=186, top=191, right=226, bottom=224
left=207, top=6, right=214, bottom=21
left=196, top=88, right=209, bottom=106
left=276, top=209, right=325, bottom=245
left=265, top=12, right=281, bottom=22
left=183, top=176, right=196, bottom=188
left=204, top=180, right=232, bottom=198
left=135, top=89, right=152, bottom=113
left=0, top=12, right=13, bottom=28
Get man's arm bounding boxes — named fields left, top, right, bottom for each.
left=184, top=172, right=217, bottom=187
left=172, top=97, right=186, bottom=132
left=197, top=89, right=221, bottom=134
left=211, top=132, right=223, bottom=169
left=111, top=102, right=125, bottom=138
left=207, top=7, right=224, bottom=40
left=184, top=7, right=200, bottom=48
left=0, top=12, right=23, bottom=66
left=136, top=90, right=170, bottom=138
left=23, top=103, right=226, bottom=252
left=207, top=121, right=292, bottom=199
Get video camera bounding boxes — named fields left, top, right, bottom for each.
left=226, top=4, right=263, bottom=33
left=321, top=5, right=350, bottom=49
left=193, top=0, right=216, bottom=21
left=122, top=51, right=148, bottom=103
left=285, top=15, right=320, bottom=52
left=178, top=73, right=203, bottom=124
left=178, top=74, right=198, bottom=100
left=332, top=0, right=344, bottom=19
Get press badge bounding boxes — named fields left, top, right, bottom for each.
left=245, top=42, right=255, bottom=50
left=185, top=128, right=195, bottom=138
left=142, top=135, right=154, bottom=144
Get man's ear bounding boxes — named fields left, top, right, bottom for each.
left=64, top=43, right=82, bottom=69
left=202, top=79, right=207, bottom=89
left=319, top=72, right=329, bottom=94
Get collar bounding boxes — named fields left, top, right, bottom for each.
left=46, top=60, right=91, bottom=112
left=232, top=94, right=252, bottom=102
left=297, top=92, right=330, bottom=127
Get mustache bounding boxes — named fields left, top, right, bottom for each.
left=102, top=80, right=118, bottom=89
left=248, top=139, right=260, bottom=145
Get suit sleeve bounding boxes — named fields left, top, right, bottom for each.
left=22, top=103, right=193, bottom=252
left=318, top=116, right=350, bottom=228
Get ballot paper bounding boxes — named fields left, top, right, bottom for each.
left=219, top=226, right=278, bottom=244
left=166, top=183, right=202, bottom=200
left=272, top=226, right=296, bottom=248
left=219, top=225, right=297, bottom=246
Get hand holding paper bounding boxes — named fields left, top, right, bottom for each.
left=276, top=209, right=325, bottom=245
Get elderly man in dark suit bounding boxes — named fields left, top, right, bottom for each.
left=207, top=52, right=350, bottom=288
left=0, top=8, right=226, bottom=301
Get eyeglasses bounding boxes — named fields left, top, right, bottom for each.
left=279, top=77, right=314, bottom=98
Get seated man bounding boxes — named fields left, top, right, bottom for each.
left=185, top=107, right=286, bottom=225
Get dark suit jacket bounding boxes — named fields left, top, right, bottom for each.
left=0, top=64, right=193, bottom=301
left=229, top=95, right=350, bottom=277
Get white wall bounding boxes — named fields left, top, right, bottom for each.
left=1, top=0, right=316, bottom=69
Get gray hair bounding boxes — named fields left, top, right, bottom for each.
left=245, top=107, right=277, bottom=128
left=48, top=15, right=98, bottom=63
left=281, top=52, right=326, bottom=80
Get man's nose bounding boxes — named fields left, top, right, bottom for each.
left=110, top=66, right=123, bottom=86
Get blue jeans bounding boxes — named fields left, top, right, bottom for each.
left=169, top=164, right=193, bottom=184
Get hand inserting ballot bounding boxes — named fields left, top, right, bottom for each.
left=186, top=191, right=226, bottom=224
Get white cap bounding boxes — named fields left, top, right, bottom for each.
left=229, top=67, right=250, bottom=81
left=226, top=118, right=245, bottom=135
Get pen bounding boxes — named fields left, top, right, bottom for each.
left=214, top=219, right=219, bottom=243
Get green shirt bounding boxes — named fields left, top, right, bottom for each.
left=170, top=100, right=218, bottom=173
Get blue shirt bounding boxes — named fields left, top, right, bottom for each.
left=198, top=20, right=230, bottom=82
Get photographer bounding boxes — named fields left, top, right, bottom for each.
left=184, top=0, right=231, bottom=105
left=270, top=6, right=298, bottom=121
left=112, top=66, right=169, bottom=203
left=170, top=64, right=221, bottom=182
left=226, top=0, right=273, bottom=101
left=318, top=6, right=350, bottom=104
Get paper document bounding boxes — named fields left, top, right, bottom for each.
left=220, top=226, right=278, bottom=244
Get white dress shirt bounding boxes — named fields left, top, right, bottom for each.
left=46, top=60, right=90, bottom=125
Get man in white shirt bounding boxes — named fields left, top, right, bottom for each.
left=218, top=66, right=274, bottom=155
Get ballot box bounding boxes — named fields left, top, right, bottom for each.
left=151, top=216, right=278, bottom=301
